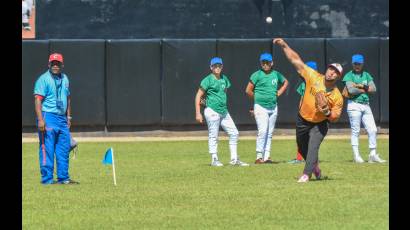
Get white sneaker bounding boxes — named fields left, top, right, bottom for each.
left=297, top=174, right=310, bottom=183
left=211, top=160, right=223, bottom=167
left=368, top=154, right=386, bottom=163
left=353, top=156, right=365, bottom=163
left=229, top=159, right=249, bottom=166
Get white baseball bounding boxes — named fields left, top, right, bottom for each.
left=266, top=17, right=272, bottom=24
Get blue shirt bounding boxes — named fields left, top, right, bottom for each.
left=34, top=70, right=70, bottom=115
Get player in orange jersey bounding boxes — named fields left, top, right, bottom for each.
left=273, top=38, right=344, bottom=183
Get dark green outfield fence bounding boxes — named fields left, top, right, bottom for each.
left=22, top=38, right=389, bottom=131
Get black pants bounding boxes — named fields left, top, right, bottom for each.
left=296, top=114, right=329, bottom=175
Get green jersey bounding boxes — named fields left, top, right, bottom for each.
left=250, top=70, right=287, bottom=109
left=342, top=70, right=374, bottom=104
left=296, top=82, right=306, bottom=96
left=200, top=74, right=231, bottom=115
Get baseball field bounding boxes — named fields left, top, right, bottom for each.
left=22, top=138, right=388, bottom=229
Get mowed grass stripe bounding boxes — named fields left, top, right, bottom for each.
left=23, top=139, right=388, bottom=230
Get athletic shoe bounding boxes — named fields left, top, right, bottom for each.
left=211, top=160, right=224, bottom=167
left=287, top=159, right=304, bottom=164
left=58, top=179, right=80, bottom=185
left=255, top=158, right=264, bottom=164
left=229, top=160, right=250, bottom=166
left=368, top=154, right=386, bottom=163
left=353, top=156, right=365, bottom=163
left=297, top=174, right=310, bottom=183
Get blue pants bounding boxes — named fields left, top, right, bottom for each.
left=37, top=112, right=71, bottom=184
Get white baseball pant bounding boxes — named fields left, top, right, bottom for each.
left=347, top=100, right=377, bottom=149
left=254, top=104, right=278, bottom=160
left=204, top=107, right=239, bottom=161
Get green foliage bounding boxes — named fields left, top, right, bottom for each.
left=23, top=139, right=388, bottom=229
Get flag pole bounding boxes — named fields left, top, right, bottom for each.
left=111, top=148, right=117, bottom=186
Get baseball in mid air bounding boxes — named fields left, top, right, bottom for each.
left=266, top=17, right=272, bottom=24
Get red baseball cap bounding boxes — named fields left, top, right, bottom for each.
left=48, top=53, right=64, bottom=63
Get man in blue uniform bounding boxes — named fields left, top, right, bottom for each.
left=34, top=53, right=79, bottom=185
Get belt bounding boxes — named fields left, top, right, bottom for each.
left=349, top=100, right=369, bottom=105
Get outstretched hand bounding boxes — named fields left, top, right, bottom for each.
left=273, top=38, right=286, bottom=47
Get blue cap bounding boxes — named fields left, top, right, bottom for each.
left=352, top=54, right=364, bottom=64
left=260, top=53, right=273, bottom=62
left=210, top=57, right=223, bottom=66
left=306, top=61, right=317, bottom=70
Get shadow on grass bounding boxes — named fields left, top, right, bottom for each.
left=310, top=177, right=335, bottom=182
left=292, top=176, right=336, bottom=182
left=273, top=160, right=332, bottom=164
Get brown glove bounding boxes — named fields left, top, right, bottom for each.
left=315, top=92, right=330, bottom=116
left=354, top=83, right=364, bottom=89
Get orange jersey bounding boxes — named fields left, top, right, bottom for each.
left=298, top=64, right=343, bottom=123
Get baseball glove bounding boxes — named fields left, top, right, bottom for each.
left=315, top=92, right=330, bottom=116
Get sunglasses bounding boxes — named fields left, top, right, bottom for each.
left=211, top=64, right=223, bottom=68
left=50, top=61, right=62, bottom=67
left=261, top=61, right=272, bottom=66
left=352, top=62, right=363, bottom=66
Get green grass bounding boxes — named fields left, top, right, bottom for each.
left=22, top=139, right=388, bottom=230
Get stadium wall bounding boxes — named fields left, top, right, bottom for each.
left=22, top=38, right=389, bottom=132
left=35, top=0, right=389, bottom=39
